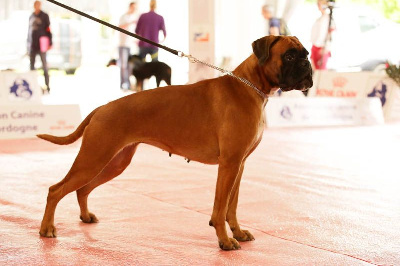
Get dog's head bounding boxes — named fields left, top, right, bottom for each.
left=128, top=55, right=145, bottom=69
left=106, top=59, right=117, bottom=67
left=252, top=36, right=313, bottom=92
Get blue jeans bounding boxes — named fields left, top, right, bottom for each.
left=138, top=46, right=159, bottom=62
left=30, top=50, right=49, bottom=88
left=118, top=46, right=131, bottom=89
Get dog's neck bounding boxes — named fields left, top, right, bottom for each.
left=233, top=54, right=280, bottom=97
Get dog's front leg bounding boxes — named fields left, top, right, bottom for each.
left=136, top=80, right=143, bottom=92
left=226, top=161, right=255, bottom=242
left=210, top=157, right=243, bottom=250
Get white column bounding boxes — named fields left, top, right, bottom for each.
left=188, top=0, right=216, bottom=84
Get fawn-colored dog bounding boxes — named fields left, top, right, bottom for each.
left=38, top=36, right=312, bottom=250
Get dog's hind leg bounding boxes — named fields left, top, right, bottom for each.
left=166, top=68, right=172, bottom=85
left=226, top=161, right=255, bottom=242
left=156, top=76, right=162, bottom=87
left=76, top=143, right=138, bottom=223
left=39, top=130, right=129, bottom=238
left=165, top=72, right=171, bottom=86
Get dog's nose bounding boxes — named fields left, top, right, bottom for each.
left=300, top=59, right=310, bottom=68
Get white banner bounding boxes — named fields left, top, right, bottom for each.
left=0, top=104, right=81, bottom=139
left=266, top=97, right=384, bottom=128
left=385, top=89, right=400, bottom=121
left=308, top=71, right=400, bottom=121
left=0, top=71, right=42, bottom=104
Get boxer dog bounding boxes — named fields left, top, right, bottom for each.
left=38, top=36, right=313, bottom=250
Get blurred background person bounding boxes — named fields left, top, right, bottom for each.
left=27, top=0, right=52, bottom=93
left=118, top=1, right=137, bottom=90
left=310, top=0, right=335, bottom=70
left=261, top=4, right=281, bottom=36
left=135, top=0, right=166, bottom=62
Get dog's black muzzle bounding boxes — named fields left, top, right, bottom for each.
left=280, top=58, right=313, bottom=92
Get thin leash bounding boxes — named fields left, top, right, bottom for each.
left=183, top=55, right=266, bottom=99
left=46, top=0, right=266, bottom=99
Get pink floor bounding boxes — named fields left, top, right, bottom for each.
left=1, top=125, right=400, bottom=265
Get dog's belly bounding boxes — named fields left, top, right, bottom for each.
left=143, top=139, right=220, bottom=165
left=110, top=85, right=223, bottom=164
left=141, top=117, right=221, bottom=164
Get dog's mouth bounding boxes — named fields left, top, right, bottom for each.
left=280, top=70, right=313, bottom=92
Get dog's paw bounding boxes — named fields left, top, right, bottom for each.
left=80, top=212, right=99, bottom=223
left=218, top=238, right=241, bottom=251
left=233, top=229, right=255, bottom=242
left=39, top=225, right=57, bottom=238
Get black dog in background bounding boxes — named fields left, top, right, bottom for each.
left=107, top=56, right=171, bottom=92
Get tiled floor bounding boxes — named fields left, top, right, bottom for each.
left=1, top=124, right=399, bottom=265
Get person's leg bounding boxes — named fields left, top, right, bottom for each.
left=310, top=45, right=319, bottom=70
left=39, top=52, right=50, bottom=91
left=321, top=52, right=330, bottom=70
left=118, top=47, right=123, bottom=88
left=123, top=47, right=131, bottom=89
left=119, top=46, right=131, bottom=89
left=30, top=50, right=37, bottom=70
left=138, top=47, right=148, bottom=61
left=150, top=47, right=159, bottom=62
left=139, top=46, right=160, bottom=62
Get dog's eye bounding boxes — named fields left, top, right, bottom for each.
left=285, top=53, right=296, bottom=62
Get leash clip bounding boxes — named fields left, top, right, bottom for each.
left=187, top=55, right=196, bottom=64
left=179, top=52, right=196, bottom=64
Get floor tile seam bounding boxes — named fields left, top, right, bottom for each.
left=244, top=225, right=378, bottom=266
left=110, top=183, right=378, bottom=265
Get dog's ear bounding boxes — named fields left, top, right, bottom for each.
left=252, top=36, right=281, bottom=66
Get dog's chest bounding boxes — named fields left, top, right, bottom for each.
left=254, top=110, right=266, bottom=145
left=256, top=100, right=269, bottom=141
left=258, top=113, right=265, bottom=137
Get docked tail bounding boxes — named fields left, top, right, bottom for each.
left=37, top=107, right=100, bottom=145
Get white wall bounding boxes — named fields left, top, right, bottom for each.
left=215, top=0, right=266, bottom=68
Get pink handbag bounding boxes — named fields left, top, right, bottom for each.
left=39, top=36, right=50, bottom=52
